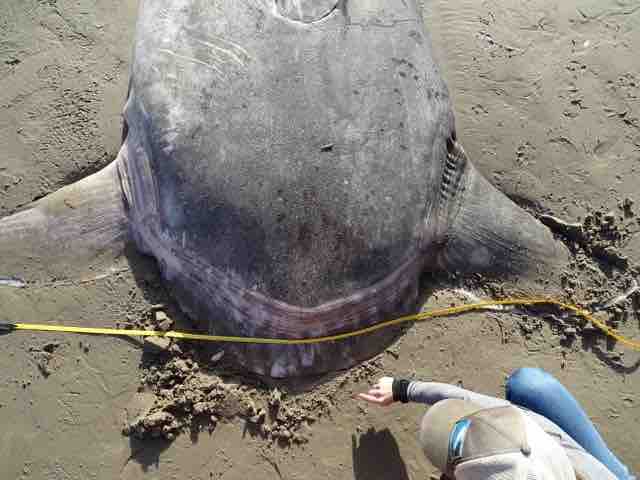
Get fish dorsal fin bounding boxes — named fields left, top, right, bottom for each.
left=275, top=0, right=341, bottom=23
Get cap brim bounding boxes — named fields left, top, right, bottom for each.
left=419, top=399, right=484, bottom=473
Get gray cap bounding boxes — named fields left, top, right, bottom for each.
left=418, top=399, right=484, bottom=473
left=419, top=400, right=576, bottom=480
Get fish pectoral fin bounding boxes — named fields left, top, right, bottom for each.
left=435, top=141, right=569, bottom=276
left=0, top=149, right=129, bottom=282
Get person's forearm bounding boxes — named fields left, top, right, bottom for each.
left=393, top=380, right=509, bottom=409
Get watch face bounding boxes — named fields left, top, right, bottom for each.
left=448, top=418, right=471, bottom=464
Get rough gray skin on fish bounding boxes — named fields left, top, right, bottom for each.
left=0, top=0, right=568, bottom=377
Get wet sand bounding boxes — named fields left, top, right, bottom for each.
left=1, top=0, right=639, bottom=478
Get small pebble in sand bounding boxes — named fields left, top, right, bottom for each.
left=159, top=320, right=173, bottom=331
left=154, top=311, right=174, bottom=331
left=210, top=351, right=225, bottom=363
left=249, top=409, right=266, bottom=424
left=604, top=211, right=616, bottom=224
left=143, top=336, right=171, bottom=354
left=269, top=388, right=282, bottom=407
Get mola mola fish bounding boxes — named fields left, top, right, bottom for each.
left=0, top=0, right=568, bottom=376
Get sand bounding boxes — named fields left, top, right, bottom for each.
left=1, top=0, right=639, bottom=478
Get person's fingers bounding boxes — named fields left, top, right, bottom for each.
left=357, top=393, right=385, bottom=404
left=364, top=390, right=383, bottom=398
left=358, top=392, right=393, bottom=405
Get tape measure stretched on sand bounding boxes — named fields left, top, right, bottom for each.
left=1, top=298, right=639, bottom=351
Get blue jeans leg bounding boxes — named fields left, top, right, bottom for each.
left=506, top=367, right=632, bottom=480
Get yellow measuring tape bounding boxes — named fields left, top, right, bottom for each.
left=3, top=298, right=640, bottom=350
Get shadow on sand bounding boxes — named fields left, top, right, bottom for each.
left=352, top=428, right=410, bottom=480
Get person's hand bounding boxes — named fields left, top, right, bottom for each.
left=357, top=377, right=395, bottom=406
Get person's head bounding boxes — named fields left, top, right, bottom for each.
left=419, top=399, right=576, bottom=480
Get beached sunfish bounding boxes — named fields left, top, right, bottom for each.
left=0, top=0, right=568, bottom=376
